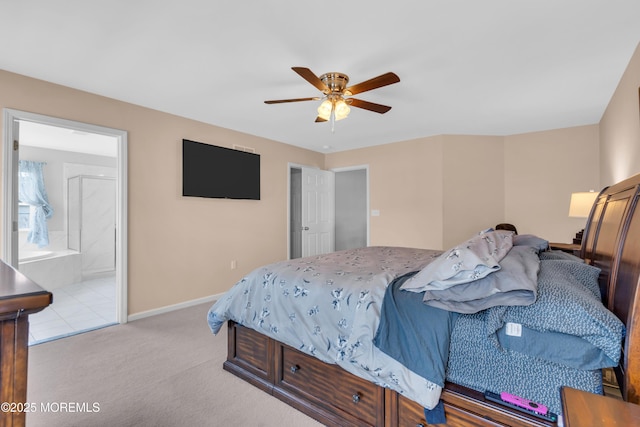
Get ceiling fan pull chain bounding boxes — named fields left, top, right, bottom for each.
left=330, top=102, right=336, bottom=133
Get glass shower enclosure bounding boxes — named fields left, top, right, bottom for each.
left=67, top=175, right=116, bottom=276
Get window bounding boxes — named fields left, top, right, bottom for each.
left=18, top=160, right=54, bottom=247
left=18, top=203, right=30, bottom=230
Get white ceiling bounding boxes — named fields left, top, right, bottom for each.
left=1, top=1, right=639, bottom=153
left=18, top=121, right=118, bottom=158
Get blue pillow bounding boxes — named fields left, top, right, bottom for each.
left=496, top=324, right=617, bottom=370
left=512, top=234, right=549, bottom=252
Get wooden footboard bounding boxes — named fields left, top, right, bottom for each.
left=224, top=321, right=554, bottom=427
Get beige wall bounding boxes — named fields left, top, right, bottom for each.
left=0, top=70, right=324, bottom=315
left=3, top=40, right=638, bottom=316
left=325, top=136, right=444, bottom=249
left=327, top=134, right=509, bottom=251
left=442, top=135, right=504, bottom=248
left=504, top=125, right=600, bottom=243
left=327, top=129, right=598, bottom=250
left=600, top=42, right=640, bottom=186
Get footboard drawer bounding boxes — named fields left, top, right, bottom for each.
left=393, top=384, right=555, bottom=427
left=224, top=321, right=274, bottom=393
left=275, top=344, right=385, bottom=426
left=441, top=384, right=555, bottom=426
left=396, top=393, right=503, bottom=427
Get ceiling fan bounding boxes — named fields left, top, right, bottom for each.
left=264, top=67, right=400, bottom=127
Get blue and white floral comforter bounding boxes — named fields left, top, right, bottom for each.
left=207, top=246, right=444, bottom=410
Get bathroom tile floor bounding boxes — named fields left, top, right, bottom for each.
left=28, top=274, right=117, bottom=346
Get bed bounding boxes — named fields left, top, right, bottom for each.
left=207, top=172, right=640, bottom=426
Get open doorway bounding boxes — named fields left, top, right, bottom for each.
left=334, top=166, right=369, bottom=251
left=2, top=109, right=128, bottom=344
left=288, top=164, right=368, bottom=259
left=288, top=165, right=335, bottom=259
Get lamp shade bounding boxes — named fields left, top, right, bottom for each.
left=317, top=99, right=332, bottom=121
left=568, top=191, right=598, bottom=218
left=334, top=99, right=350, bottom=120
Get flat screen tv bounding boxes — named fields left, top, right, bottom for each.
left=182, top=139, right=260, bottom=200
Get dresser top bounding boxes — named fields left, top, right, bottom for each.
left=0, top=260, right=52, bottom=315
left=561, top=386, right=640, bottom=426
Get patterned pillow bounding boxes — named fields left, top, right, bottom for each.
left=486, top=259, right=624, bottom=369
left=401, top=230, right=513, bottom=292
left=420, top=246, right=539, bottom=313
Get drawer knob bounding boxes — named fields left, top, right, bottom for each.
left=416, top=424, right=426, bottom=427
left=290, top=365, right=300, bottom=374
left=352, top=393, right=361, bottom=404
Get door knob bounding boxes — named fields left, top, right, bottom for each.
left=302, top=226, right=309, bottom=230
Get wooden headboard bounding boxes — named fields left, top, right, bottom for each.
left=581, top=172, right=640, bottom=404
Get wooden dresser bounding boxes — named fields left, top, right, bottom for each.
left=561, top=386, right=640, bottom=426
left=0, top=260, right=52, bottom=427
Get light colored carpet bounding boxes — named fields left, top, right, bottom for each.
left=26, top=302, right=323, bottom=427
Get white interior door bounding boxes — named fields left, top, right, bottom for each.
left=301, top=167, right=335, bottom=257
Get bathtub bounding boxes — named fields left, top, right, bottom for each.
left=19, top=250, right=54, bottom=262
left=18, top=249, right=82, bottom=290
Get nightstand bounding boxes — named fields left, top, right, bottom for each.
left=549, top=242, right=581, bottom=256
left=561, top=386, right=640, bottom=426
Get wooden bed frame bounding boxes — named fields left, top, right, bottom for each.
left=223, top=172, right=640, bottom=426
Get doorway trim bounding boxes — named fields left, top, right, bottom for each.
left=287, top=162, right=370, bottom=259
left=2, top=109, right=129, bottom=324
left=287, top=162, right=337, bottom=259
left=287, top=162, right=308, bottom=260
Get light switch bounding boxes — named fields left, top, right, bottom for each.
left=371, top=209, right=380, bottom=217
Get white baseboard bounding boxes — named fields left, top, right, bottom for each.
left=127, top=293, right=224, bottom=322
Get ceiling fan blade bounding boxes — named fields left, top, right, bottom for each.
left=264, top=97, right=320, bottom=104
left=348, top=98, right=392, bottom=114
left=346, top=72, right=400, bottom=96
left=292, top=67, right=329, bottom=93
left=315, top=116, right=328, bottom=123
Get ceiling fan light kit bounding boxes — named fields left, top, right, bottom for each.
left=317, top=96, right=350, bottom=122
left=265, top=67, right=400, bottom=132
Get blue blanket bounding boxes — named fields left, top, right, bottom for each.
left=373, top=272, right=459, bottom=388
